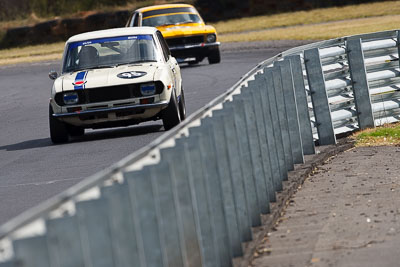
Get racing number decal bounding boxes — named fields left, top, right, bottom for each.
left=117, top=71, right=147, bottom=79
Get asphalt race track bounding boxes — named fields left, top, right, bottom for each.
left=0, top=43, right=299, bottom=225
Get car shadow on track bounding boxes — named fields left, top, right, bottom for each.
left=0, top=124, right=164, bottom=151
left=76, top=124, right=164, bottom=143
left=179, top=62, right=206, bottom=69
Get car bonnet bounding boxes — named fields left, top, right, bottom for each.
left=60, top=64, right=159, bottom=92
left=159, top=24, right=216, bottom=39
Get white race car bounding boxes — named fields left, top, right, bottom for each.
left=49, top=27, right=186, bottom=143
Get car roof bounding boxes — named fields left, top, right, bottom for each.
left=66, top=27, right=158, bottom=43
left=136, top=3, right=195, bottom=13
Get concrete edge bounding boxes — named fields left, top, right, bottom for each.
left=234, top=138, right=355, bottom=267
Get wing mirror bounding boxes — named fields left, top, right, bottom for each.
left=49, top=71, right=58, bottom=80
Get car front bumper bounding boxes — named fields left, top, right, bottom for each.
left=52, top=101, right=169, bottom=118
left=169, top=42, right=220, bottom=61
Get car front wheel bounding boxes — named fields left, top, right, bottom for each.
left=179, top=86, right=186, bottom=121
left=162, top=90, right=181, bottom=130
left=49, top=105, right=69, bottom=144
left=67, top=125, right=85, bottom=137
left=208, top=48, right=221, bottom=64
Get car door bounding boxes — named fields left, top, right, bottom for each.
left=156, top=31, right=181, bottom=94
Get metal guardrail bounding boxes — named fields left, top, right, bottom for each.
left=1, top=29, right=400, bottom=266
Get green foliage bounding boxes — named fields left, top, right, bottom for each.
left=357, top=127, right=400, bottom=139
left=353, top=123, right=400, bottom=146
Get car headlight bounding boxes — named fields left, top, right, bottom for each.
left=63, top=92, right=79, bottom=105
left=140, top=83, right=156, bottom=96
left=206, top=34, right=216, bottom=43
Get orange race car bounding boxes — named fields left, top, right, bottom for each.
left=126, top=4, right=220, bottom=65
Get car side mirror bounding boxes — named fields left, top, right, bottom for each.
left=49, top=71, right=58, bottom=80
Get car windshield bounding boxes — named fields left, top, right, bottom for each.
left=63, top=34, right=160, bottom=73
left=143, top=13, right=202, bottom=27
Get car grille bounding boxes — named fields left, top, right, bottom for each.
left=87, top=85, right=133, bottom=103
left=55, top=81, right=164, bottom=106
left=166, top=36, right=204, bottom=47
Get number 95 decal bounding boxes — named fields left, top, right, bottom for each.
left=117, top=71, right=147, bottom=79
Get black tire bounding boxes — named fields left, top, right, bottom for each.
left=208, top=48, right=221, bottom=64
left=178, top=87, right=186, bottom=121
left=49, top=105, right=69, bottom=144
left=162, top=90, right=181, bottom=130
left=188, top=59, right=199, bottom=65
left=67, top=125, right=85, bottom=137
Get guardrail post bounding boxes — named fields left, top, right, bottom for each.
left=211, top=108, right=253, bottom=241
left=271, top=66, right=295, bottom=172
left=346, top=38, right=375, bottom=129
left=304, top=48, right=336, bottom=145
left=46, top=215, right=85, bottom=267
left=287, top=55, right=315, bottom=155
left=75, top=198, right=115, bottom=267
left=150, top=161, right=185, bottom=267
left=251, top=74, right=279, bottom=202
left=263, top=68, right=286, bottom=189
left=197, top=117, right=243, bottom=258
left=256, top=70, right=284, bottom=195
left=227, top=93, right=270, bottom=215
left=100, top=183, right=140, bottom=267
left=242, top=80, right=275, bottom=207
left=13, top=236, right=51, bottom=267
left=188, top=126, right=233, bottom=266
left=275, top=60, right=304, bottom=164
left=176, top=137, right=218, bottom=267
left=221, top=101, right=261, bottom=226
left=124, top=167, right=164, bottom=267
left=158, top=145, right=203, bottom=267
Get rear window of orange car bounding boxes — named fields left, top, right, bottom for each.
left=143, top=7, right=197, bottom=18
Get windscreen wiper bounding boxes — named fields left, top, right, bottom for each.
left=174, top=20, right=194, bottom=25
left=116, top=60, right=157, bottom=67
left=159, top=23, right=176, bottom=26
left=72, top=65, right=115, bottom=72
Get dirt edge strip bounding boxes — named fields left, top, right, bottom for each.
left=234, top=138, right=355, bottom=267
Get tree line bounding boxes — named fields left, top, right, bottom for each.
left=0, top=0, right=388, bottom=22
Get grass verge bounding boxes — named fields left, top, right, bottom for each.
left=0, top=42, right=64, bottom=65
left=219, top=15, right=400, bottom=42
left=214, top=1, right=400, bottom=34
left=352, top=122, right=400, bottom=147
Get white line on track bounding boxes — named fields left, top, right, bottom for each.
left=0, top=178, right=82, bottom=188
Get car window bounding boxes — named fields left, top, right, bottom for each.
left=143, top=13, right=201, bottom=27
left=63, top=35, right=161, bottom=73
left=156, top=31, right=170, bottom=61
left=133, top=13, right=140, bottom=26
left=142, top=7, right=198, bottom=17
left=126, top=13, right=133, bottom=27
